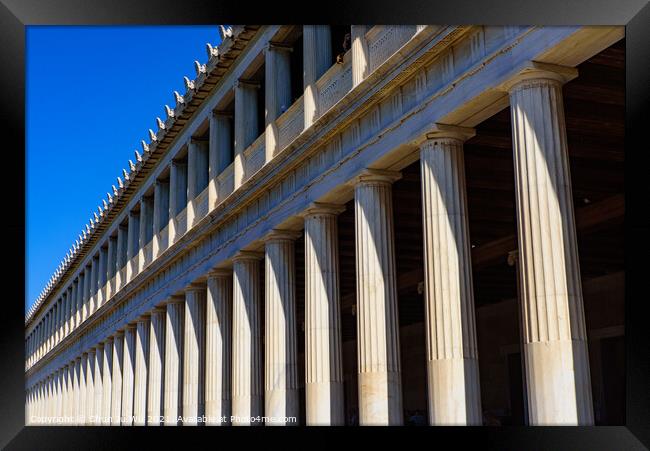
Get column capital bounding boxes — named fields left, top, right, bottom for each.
left=263, top=229, right=301, bottom=243
left=232, top=250, right=264, bottom=262
left=103, top=336, right=114, bottom=346
left=136, top=313, right=151, bottom=322
left=501, top=61, right=578, bottom=93
left=207, top=268, right=233, bottom=278
left=212, top=110, right=233, bottom=119
left=185, top=282, right=206, bottom=293
left=235, top=78, right=261, bottom=89
left=350, top=169, right=402, bottom=187
left=190, top=137, right=209, bottom=145
left=301, top=202, right=346, bottom=218
left=164, top=295, right=186, bottom=305
left=422, top=124, right=476, bottom=144
left=150, top=306, right=167, bottom=314
left=265, top=41, right=293, bottom=53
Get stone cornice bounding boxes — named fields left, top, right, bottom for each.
left=26, top=25, right=262, bottom=327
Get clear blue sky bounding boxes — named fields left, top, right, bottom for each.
left=26, top=26, right=221, bottom=313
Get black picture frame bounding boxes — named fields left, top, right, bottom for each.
left=2, top=0, right=648, bottom=448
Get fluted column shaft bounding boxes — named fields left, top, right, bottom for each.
left=134, top=317, right=150, bottom=425
left=73, top=359, right=81, bottom=424
left=234, top=80, right=260, bottom=188
left=126, top=211, right=140, bottom=282
left=208, top=112, right=232, bottom=207
left=147, top=308, right=165, bottom=425
left=303, top=204, right=345, bottom=425
left=53, top=300, right=60, bottom=346
left=164, top=298, right=184, bottom=425
left=419, top=132, right=482, bottom=425
left=205, top=270, right=232, bottom=425
left=303, top=25, right=332, bottom=128
left=82, top=266, right=91, bottom=322
left=153, top=179, right=170, bottom=258
left=169, top=160, right=187, bottom=243
left=139, top=196, right=154, bottom=270
left=232, top=252, right=263, bottom=425
left=265, top=43, right=292, bottom=161
left=187, top=139, right=200, bottom=228
left=351, top=25, right=369, bottom=88
left=101, top=337, right=113, bottom=425
left=508, top=70, right=593, bottom=425
left=353, top=170, right=403, bottom=425
left=98, top=247, right=107, bottom=308
left=89, top=256, right=98, bottom=316
left=62, top=366, right=71, bottom=424
left=93, top=345, right=104, bottom=424
left=183, top=285, right=206, bottom=425
left=55, top=370, right=63, bottom=422
left=111, top=332, right=124, bottom=425
left=85, top=349, right=96, bottom=424
left=79, top=354, right=88, bottom=424
left=107, top=235, right=117, bottom=299
left=264, top=231, right=300, bottom=424
left=116, top=225, right=127, bottom=289
left=121, top=325, right=136, bottom=425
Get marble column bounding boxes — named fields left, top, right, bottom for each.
left=107, top=235, right=117, bottom=299
left=153, top=179, right=170, bottom=258
left=79, top=353, right=88, bottom=424
left=53, top=301, right=60, bottom=346
left=265, top=42, right=293, bottom=161
left=139, top=196, right=154, bottom=270
left=126, top=210, right=141, bottom=282
left=303, top=203, right=345, bottom=425
left=111, top=331, right=124, bottom=426
left=183, top=284, right=206, bottom=425
left=134, top=316, right=150, bottom=425
left=63, top=366, right=72, bottom=424
left=353, top=169, right=403, bottom=425
left=93, top=344, right=104, bottom=425
left=169, top=160, right=188, bottom=243
left=64, top=365, right=73, bottom=424
left=89, top=256, right=98, bottom=317
left=205, top=270, right=232, bottom=425
left=97, top=246, right=107, bottom=308
left=147, top=307, right=166, bottom=425
left=82, top=265, right=91, bottom=322
left=187, top=139, right=199, bottom=228
left=232, top=251, right=263, bottom=425
left=55, top=370, right=63, bottom=422
left=62, top=291, right=69, bottom=338
left=351, top=25, right=369, bottom=88
left=73, top=360, right=81, bottom=424
left=234, top=79, right=260, bottom=188
left=419, top=127, right=482, bottom=425
left=101, top=337, right=113, bottom=425
left=264, top=230, right=300, bottom=425
left=506, top=65, right=593, bottom=425
left=164, top=297, right=184, bottom=425
left=44, top=312, right=50, bottom=354
left=116, top=224, right=128, bottom=289
left=303, top=25, right=332, bottom=128
left=122, top=325, right=136, bottom=426
left=208, top=112, right=232, bottom=207
left=68, top=286, right=75, bottom=336
left=85, top=349, right=95, bottom=424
